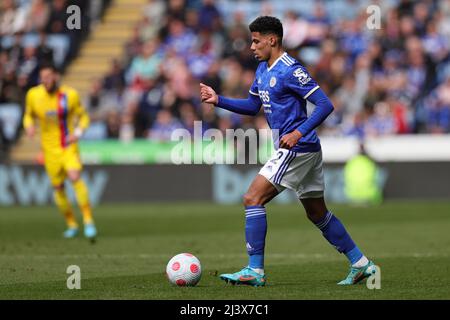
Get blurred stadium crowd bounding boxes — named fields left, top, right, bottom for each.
left=0, top=0, right=109, bottom=154
left=1, top=0, right=450, bottom=150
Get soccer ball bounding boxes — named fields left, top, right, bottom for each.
left=166, top=253, right=202, bottom=286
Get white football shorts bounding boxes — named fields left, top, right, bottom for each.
left=258, top=148, right=325, bottom=199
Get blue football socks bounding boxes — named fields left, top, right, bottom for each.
left=314, top=211, right=364, bottom=265
left=245, top=206, right=267, bottom=269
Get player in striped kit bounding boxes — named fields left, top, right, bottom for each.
left=23, top=63, right=97, bottom=240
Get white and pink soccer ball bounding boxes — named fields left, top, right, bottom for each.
left=166, top=253, right=202, bottom=286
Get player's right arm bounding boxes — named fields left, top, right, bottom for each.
left=23, top=88, right=36, bottom=138
left=199, top=83, right=261, bottom=116
left=285, top=65, right=334, bottom=137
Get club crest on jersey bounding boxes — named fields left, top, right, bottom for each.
left=293, top=68, right=311, bottom=85
left=46, top=110, right=57, bottom=118
left=270, top=76, right=277, bottom=87
left=258, top=78, right=262, bottom=84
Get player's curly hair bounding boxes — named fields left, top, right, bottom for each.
left=249, top=16, right=283, bottom=41
left=39, top=61, right=59, bottom=73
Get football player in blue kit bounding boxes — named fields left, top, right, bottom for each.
left=200, top=16, right=376, bottom=286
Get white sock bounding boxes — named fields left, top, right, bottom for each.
left=352, top=256, right=369, bottom=268
left=250, top=267, right=264, bottom=275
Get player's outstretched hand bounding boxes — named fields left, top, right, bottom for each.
left=66, top=134, right=79, bottom=145
left=279, top=130, right=303, bottom=149
left=200, top=83, right=218, bottom=105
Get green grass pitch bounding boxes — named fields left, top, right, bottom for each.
left=0, top=201, right=449, bottom=299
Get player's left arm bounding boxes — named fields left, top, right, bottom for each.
left=68, top=89, right=90, bottom=144
left=297, top=88, right=334, bottom=136
left=280, top=66, right=334, bottom=149
left=23, top=89, right=36, bottom=138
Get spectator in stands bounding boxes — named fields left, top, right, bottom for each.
left=424, top=75, right=450, bottom=133
left=343, top=111, right=367, bottom=139
left=124, top=26, right=144, bottom=65
left=223, top=11, right=249, bottom=57
left=339, top=18, right=369, bottom=62
left=185, top=29, right=216, bottom=79
left=422, top=19, right=449, bottom=64
left=164, top=18, right=196, bottom=57
left=4, top=33, right=23, bottom=71
left=387, top=94, right=412, bottom=134
left=198, top=0, right=222, bottom=32
left=413, top=1, right=431, bottom=37
left=0, top=0, right=27, bottom=36
left=365, top=101, right=397, bottom=136
left=143, top=0, right=166, bottom=28
left=179, top=101, right=202, bottom=135
left=103, top=59, right=126, bottom=92
left=3, top=71, right=26, bottom=106
left=0, top=63, right=18, bottom=104
left=282, top=11, right=308, bottom=50
left=128, top=40, right=162, bottom=89
left=25, top=0, right=50, bottom=33
left=148, top=109, right=184, bottom=141
left=166, top=0, right=186, bottom=21
left=35, top=31, right=54, bottom=65
left=18, top=45, right=39, bottom=87
left=84, top=78, right=107, bottom=119
left=305, top=2, right=331, bottom=46
left=334, top=76, right=361, bottom=116
left=325, top=52, right=347, bottom=93
left=46, top=0, right=68, bottom=34
left=133, top=80, right=163, bottom=136
left=161, top=52, right=193, bottom=101
left=406, top=48, right=430, bottom=100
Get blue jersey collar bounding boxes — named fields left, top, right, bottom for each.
left=267, top=52, right=287, bottom=72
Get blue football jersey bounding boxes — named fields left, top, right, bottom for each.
left=250, top=52, right=321, bottom=153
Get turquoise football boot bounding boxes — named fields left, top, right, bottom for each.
left=63, top=227, right=79, bottom=239
left=220, top=267, right=266, bottom=287
left=84, top=223, right=97, bottom=239
left=338, top=260, right=377, bottom=285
